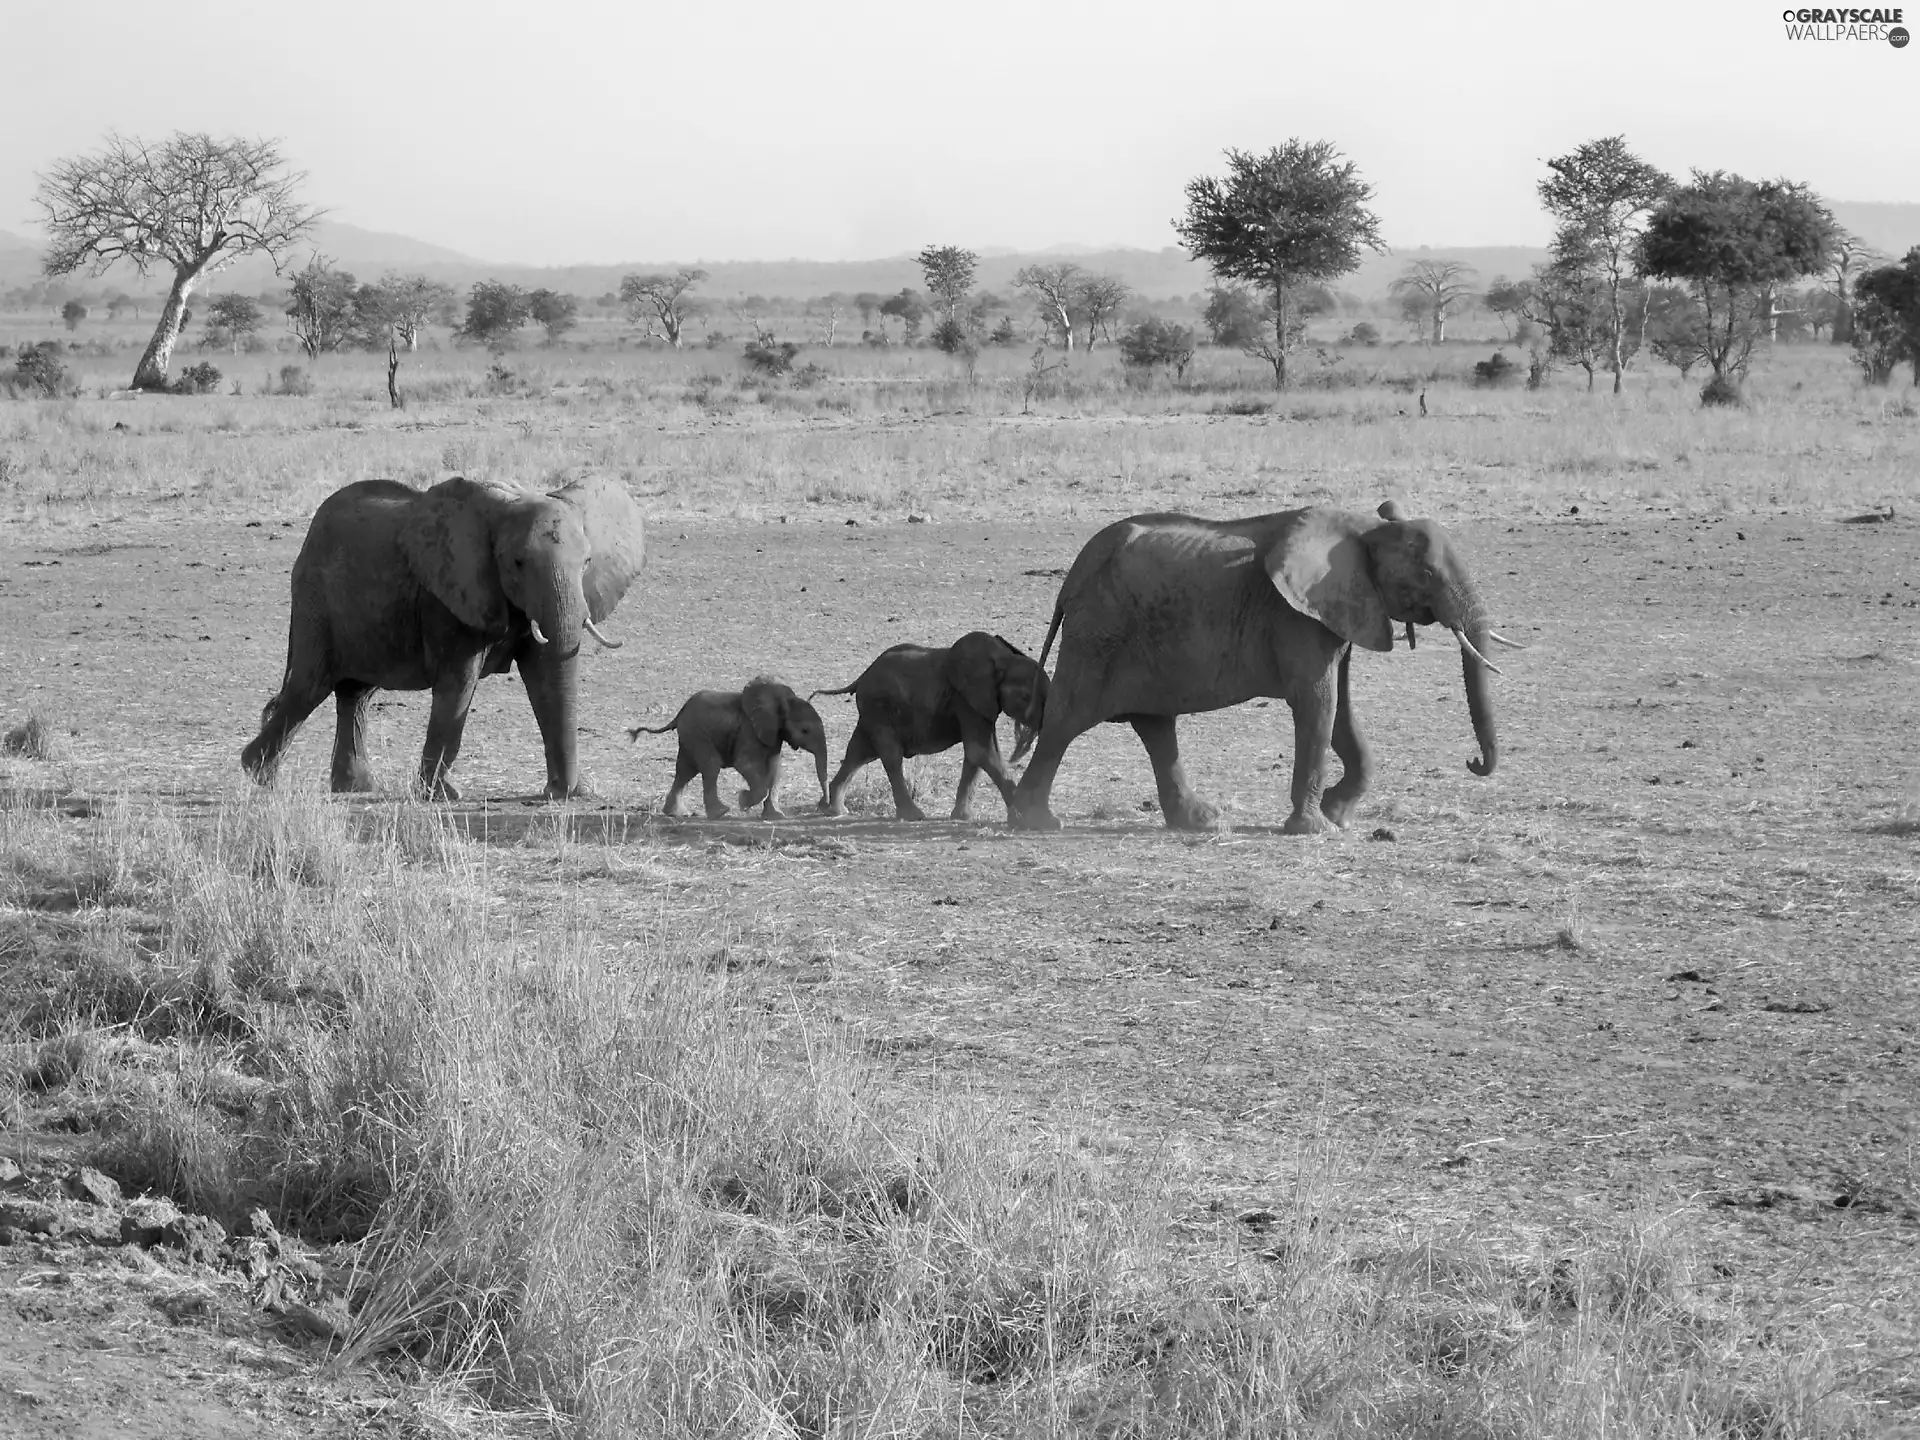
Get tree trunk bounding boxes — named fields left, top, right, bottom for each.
left=1432, top=308, right=1444, bottom=346
left=1609, top=273, right=1625, bottom=395
left=664, top=310, right=682, bottom=349
left=131, top=266, right=202, bottom=390
left=1272, top=281, right=1289, bottom=388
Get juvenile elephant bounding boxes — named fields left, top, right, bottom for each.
left=242, top=475, right=645, bottom=800
left=630, top=678, right=830, bottom=820
left=813, top=631, right=1048, bottom=821
left=1009, top=501, right=1520, bottom=834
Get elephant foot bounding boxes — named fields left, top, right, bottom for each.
left=703, top=804, right=733, bottom=820
left=1320, top=794, right=1359, bottom=828
left=416, top=775, right=461, bottom=802
left=1009, top=804, right=1062, bottom=833
left=819, top=797, right=846, bottom=816
left=1163, top=794, right=1223, bottom=832
left=950, top=803, right=973, bottom=821
left=546, top=780, right=597, bottom=802
left=897, top=804, right=930, bottom=822
left=1282, top=809, right=1336, bottom=836
left=761, top=804, right=788, bottom=821
left=330, top=769, right=376, bottom=795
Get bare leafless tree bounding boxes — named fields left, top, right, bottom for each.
left=1821, top=230, right=1881, bottom=346
left=1390, top=259, right=1478, bottom=345
left=1014, top=263, right=1083, bottom=352
left=1075, top=274, right=1130, bottom=350
left=619, top=268, right=708, bottom=348
left=34, top=132, right=317, bottom=390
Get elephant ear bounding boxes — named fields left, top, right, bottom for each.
left=944, top=633, right=1002, bottom=719
left=398, top=477, right=515, bottom=633
left=1264, top=508, right=1394, bottom=653
left=551, top=476, right=646, bottom=623
left=743, top=678, right=787, bottom=750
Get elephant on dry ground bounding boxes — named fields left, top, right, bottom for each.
left=813, top=631, right=1048, bottom=821
left=242, top=475, right=645, bottom=800
left=1009, top=501, right=1519, bottom=833
left=630, top=678, right=830, bottom=820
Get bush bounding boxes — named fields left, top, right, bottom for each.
left=929, top=318, right=970, bottom=354
left=1699, top=374, right=1743, bottom=407
left=743, top=336, right=800, bottom=376
left=7, top=343, right=73, bottom=398
left=277, top=365, right=312, bottom=397
left=1348, top=322, right=1381, bottom=346
left=172, top=362, right=222, bottom=395
left=1471, top=351, right=1519, bottom=387
left=1117, top=317, right=1196, bottom=380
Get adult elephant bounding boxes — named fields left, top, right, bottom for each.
left=241, top=474, right=645, bottom=800
left=1009, top=501, right=1518, bottom=834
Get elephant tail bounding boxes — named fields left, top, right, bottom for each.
left=627, top=714, right=681, bottom=740
left=1036, top=595, right=1065, bottom=670
left=807, top=681, right=859, bottom=702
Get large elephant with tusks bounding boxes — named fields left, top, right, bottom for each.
left=1009, top=500, right=1520, bottom=833
left=242, top=475, right=646, bottom=799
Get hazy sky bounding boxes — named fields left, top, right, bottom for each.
left=3, top=0, right=1915, bottom=265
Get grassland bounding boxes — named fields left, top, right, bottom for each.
left=2, top=326, right=1917, bottom=1437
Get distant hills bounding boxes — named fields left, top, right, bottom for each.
left=3, top=200, right=1914, bottom=306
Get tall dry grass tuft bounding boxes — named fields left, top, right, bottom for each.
left=0, top=784, right=1876, bottom=1436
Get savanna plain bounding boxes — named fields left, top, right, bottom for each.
left=1, top=332, right=1918, bottom=1438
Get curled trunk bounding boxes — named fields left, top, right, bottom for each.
left=1440, top=578, right=1500, bottom=778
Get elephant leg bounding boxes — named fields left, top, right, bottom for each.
left=874, top=732, right=927, bottom=822
left=743, top=752, right=786, bottom=821
left=1008, top=708, right=1099, bottom=832
left=955, top=725, right=1019, bottom=821
left=241, top=670, right=331, bottom=785
left=328, top=682, right=378, bottom=794
left=661, top=749, right=696, bottom=817
left=417, top=661, right=482, bottom=802
left=1320, top=648, right=1374, bottom=829
left=1282, top=675, right=1339, bottom=836
left=823, top=726, right=877, bottom=816
left=1129, top=714, right=1219, bottom=831
left=699, top=757, right=731, bottom=820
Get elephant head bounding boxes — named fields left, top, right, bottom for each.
left=398, top=475, right=646, bottom=796
left=947, top=632, right=1050, bottom=763
left=1266, top=502, right=1508, bottom=777
left=744, top=678, right=831, bottom=802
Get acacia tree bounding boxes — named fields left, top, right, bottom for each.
left=34, top=132, right=316, bottom=390
left=1636, top=171, right=1836, bottom=396
left=1013, top=263, right=1083, bottom=351
left=61, top=299, right=88, bottom=331
left=1389, top=259, right=1477, bottom=344
left=915, top=246, right=978, bottom=323
left=619, top=268, right=707, bottom=347
left=206, top=294, right=262, bottom=353
left=528, top=288, right=579, bottom=344
left=1075, top=274, right=1131, bottom=350
left=358, top=273, right=456, bottom=350
left=1538, top=137, right=1672, bottom=393
left=458, top=281, right=531, bottom=348
left=1850, top=248, right=1920, bottom=385
left=1175, top=141, right=1384, bottom=386
left=285, top=256, right=360, bottom=358
left=878, top=288, right=928, bottom=343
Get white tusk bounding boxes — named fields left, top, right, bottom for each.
left=528, top=617, right=550, bottom=645
left=1453, top=628, right=1504, bottom=675
left=1488, top=630, right=1528, bottom=650
left=584, top=616, right=623, bottom=650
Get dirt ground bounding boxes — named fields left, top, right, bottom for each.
left=4, top=499, right=1919, bottom=1424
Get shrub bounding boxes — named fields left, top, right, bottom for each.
left=277, top=365, right=312, bottom=397
left=172, top=362, right=222, bottom=395
left=1700, top=374, right=1743, bottom=407
left=1471, top=351, right=1519, bottom=387
left=1117, top=317, right=1197, bottom=381
left=7, top=343, right=73, bottom=398
left=791, top=362, right=831, bottom=389
left=743, top=336, right=800, bottom=376
left=1348, top=322, right=1381, bottom=346
left=3, top=714, right=72, bottom=761
left=929, top=318, right=970, bottom=354
left=987, top=316, right=1018, bottom=346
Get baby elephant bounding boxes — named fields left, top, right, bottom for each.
left=814, top=631, right=1048, bottom=821
left=630, top=677, right=830, bottom=820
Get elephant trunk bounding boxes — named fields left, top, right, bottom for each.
left=1438, top=577, right=1499, bottom=779
left=523, top=582, right=589, bottom=797
left=808, top=735, right=830, bottom=802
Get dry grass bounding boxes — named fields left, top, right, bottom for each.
left=0, top=782, right=1876, bottom=1436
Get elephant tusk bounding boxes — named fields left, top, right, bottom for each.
left=1453, top=628, right=1504, bottom=675
left=528, top=617, right=550, bottom=645
left=584, top=616, right=623, bottom=650
left=1488, top=630, right=1528, bottom=650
